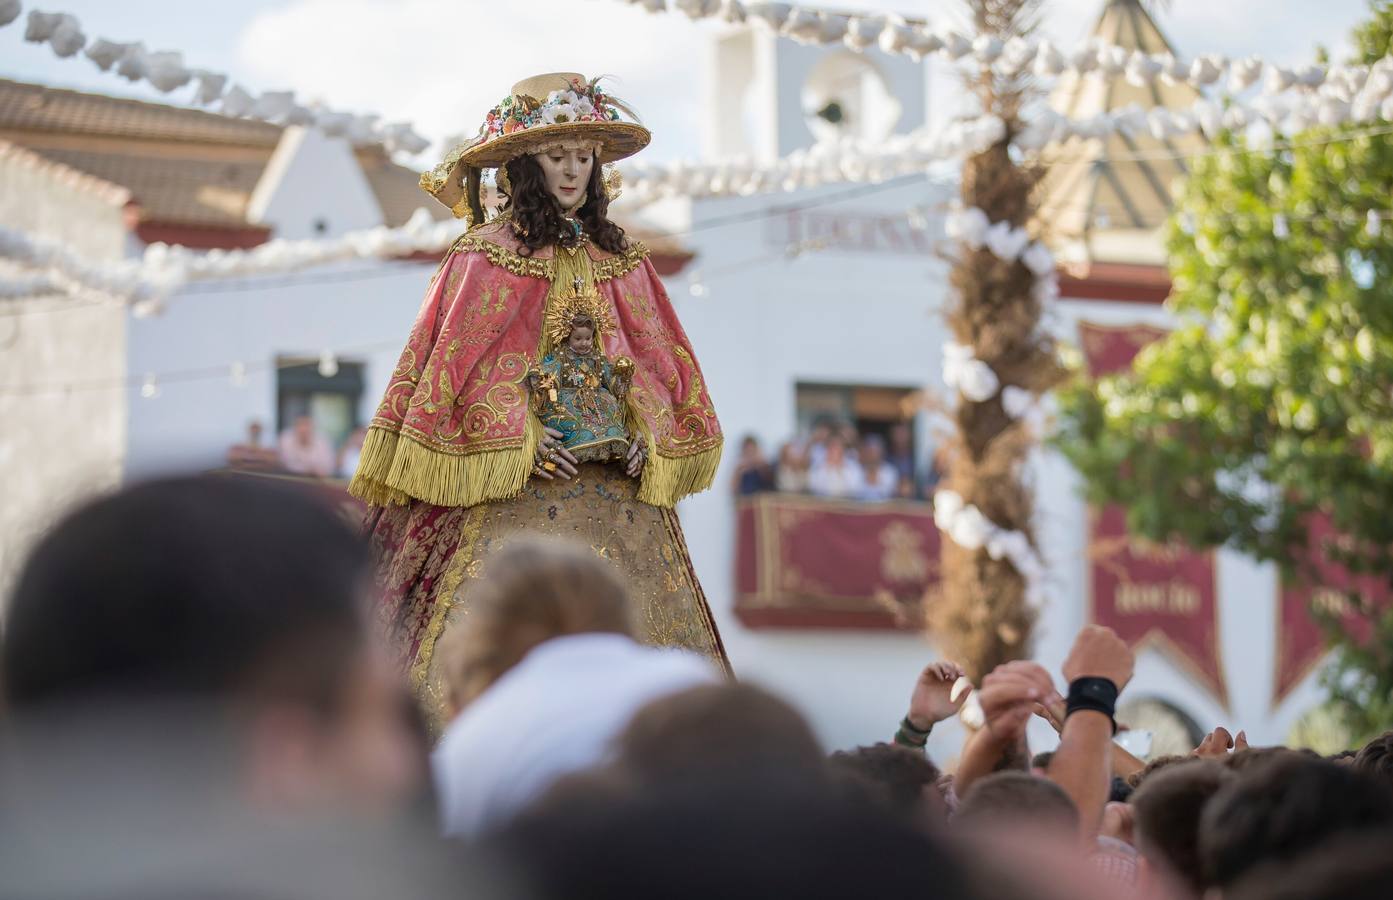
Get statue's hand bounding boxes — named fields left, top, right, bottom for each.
left=625, top=436, right=646, bottom=479
left=533, top=426, right=579, bottom=481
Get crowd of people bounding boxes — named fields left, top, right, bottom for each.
left=3, top=474, right=1392, bottom=898
left=734, top=418, right=945, bottom=502
left=227, top=415, right=368, bottom=480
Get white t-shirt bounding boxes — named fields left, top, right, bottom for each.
left=808, top=459, right=865, bottom=498
left=856, top=462, right=900, bottom=501
left=432, top=633, right=718, bottom=838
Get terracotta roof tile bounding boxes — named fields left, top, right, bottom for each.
left=0, top=138, right=131, bottom=206
left=0, top=79, right=443, bottom=233
left=35, top=148, right=265, bottom=226
left=0, top=78, right=280, bottom=146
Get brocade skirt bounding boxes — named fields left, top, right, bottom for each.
left=365, top=462, right=730, bottom=731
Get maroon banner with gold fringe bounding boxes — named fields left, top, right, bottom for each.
left=1275, top=512, right=1389, bottom=703
left=734, top=493, right=939, bottom=630
left=1078, top=321, right=1227, bottom=707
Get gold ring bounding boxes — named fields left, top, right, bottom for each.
left=542, top=460, right=558, bottom=473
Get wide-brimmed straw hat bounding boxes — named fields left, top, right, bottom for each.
left=420, top=72, right=650, bottom=220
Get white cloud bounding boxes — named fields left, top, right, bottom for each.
left=234, top=0, right=714, bottom=165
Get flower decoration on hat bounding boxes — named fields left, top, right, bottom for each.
left=421, top=72, right=650, bottom=222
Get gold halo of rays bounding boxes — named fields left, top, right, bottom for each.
left=544, top=289, right=616, bottom=355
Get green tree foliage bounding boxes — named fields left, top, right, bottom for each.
left=1055, top=2, right=1393, bottom=742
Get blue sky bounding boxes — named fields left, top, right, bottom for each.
left=0, top=0, right=1376, bottom=165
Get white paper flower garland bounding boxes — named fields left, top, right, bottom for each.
left=10, top=5, right=430, bottom=154
left=622, top=115, right=1007, bottom=200
left=933, top=489, right=1047, bottom=606
left=615, top=0, right=1393, bottom=105
left=1016, top=68, right=1393, bottom=150
left=939, top=207, right=1058, bottom=433
left=0, top=208, right=463, bottom=312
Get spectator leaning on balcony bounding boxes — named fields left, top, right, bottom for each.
left=732, top=435, right=774, bottom=496
left=805, top=417, right=835, bottom=468
left=278, top=414, right=335, bottom=477
left=808, top=434, right=863, bottom=499
left=855, top=434, right=900, bottom=502
left=774, top=441, right=810, bottom=494
left=887, top=423, right=915, bottom=482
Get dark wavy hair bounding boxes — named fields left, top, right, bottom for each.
left=498, top=153, right=628, bottom=257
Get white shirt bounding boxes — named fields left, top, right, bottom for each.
left=808, top=459, right=865, bottom=498
left=856, top=462, right=900, bottom=501
left=431, top=633, right=717, bottom=838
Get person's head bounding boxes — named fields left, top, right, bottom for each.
left=1127, top=752, right=1189, bottom=789
left=739, top=434, right=763, bottom=464
left=1199, top=754, right=1393, bottom=891
left=1130, top=760, right=1233, bottom=896
left=1328, top=748, right=1359, bottom=765
left=953, top=771, right=1080, bottom=834
left=437, top=537, right=633, bottom=714
left=293, top=414, right=315, bottom=441
left=2, top=475, right=423, bottom=814
left=491, top=773, right=977, bottom=900
left=825, top=434, right=847, bottom=464
left=566, top=313, right=597, bottom=355
left=499, top=150, right=627, bottom=256
left=1221, top=745, right=1313, bottom=773
left=779, top=441, right=808, bottom=470
left=1030, top=751, right=1054, bottom=775
left=1354, top=731, right=1393, bottom=788
left=809, top=418, right=833, bottom=445
left=889, top=421, right=912, bottom=454
left=614, top=683, right=825, bottom=788
left=860, top=433, right=886, bottom=467
left=1226, top=830, right=1393, bottom=900
left=533, top=145, right=594, bottom=212
left=248, top=420, right=264, bottom=444
left=838, top=420, right=859, bottom=445
left=828, top=743, right=945, bottom=830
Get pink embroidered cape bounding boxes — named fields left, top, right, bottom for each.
left=349, top=220, right=722, bottom=509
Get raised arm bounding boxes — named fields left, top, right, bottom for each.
left=891, top=661, right=970, bottom=751
left=1045, top=625, right=1135, bottom=839
left=954, top=660, right=1055, bottom=796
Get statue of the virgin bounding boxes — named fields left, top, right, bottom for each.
left=350, top=73, right=728, bottom=727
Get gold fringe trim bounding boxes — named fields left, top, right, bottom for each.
left=347, top=428, right=411, bottom=506
left=636, top=441, right=724, bottom=508
left=348, top=418, right=542, bottom=508
left=624, top=400, right=723, bottom=507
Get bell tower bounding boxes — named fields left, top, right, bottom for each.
left=704, top=26, right=929, bottom=162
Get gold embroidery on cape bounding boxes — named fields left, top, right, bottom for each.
left=592, top=241, right=649, bottom=282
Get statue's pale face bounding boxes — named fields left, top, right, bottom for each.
left=568, top=324, right=595, bottom=355
left=533, top=147, right=594, bottom=212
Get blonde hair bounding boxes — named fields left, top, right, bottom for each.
left=438, top=537, right=634, bottom=712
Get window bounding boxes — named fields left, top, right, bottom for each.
left=794, top=381, right=917, bottom=446
left=276, top=357, right=365, bottom=451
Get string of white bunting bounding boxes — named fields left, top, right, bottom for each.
left=940, top=205, right=1058, bottom=434
left=1019, top=61, right=1393, bottom=149
left=614, top=0, right=1393, bottom=101
left=933, top=489, right=1047, bottom=606
left=0, top=209, right=462, bottom=313
left=623, top=115, right=1007, bottom=200
left=3, top=3, right=430, bottom=154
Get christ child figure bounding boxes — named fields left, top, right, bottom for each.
left=529, top=305, right=638, bottom=467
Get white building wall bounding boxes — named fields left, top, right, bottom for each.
left=0, top=154, right=129, bottom=601
left=675, top=180, right=976, bottom=757
left=124, top=261, right=436, bottom=479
